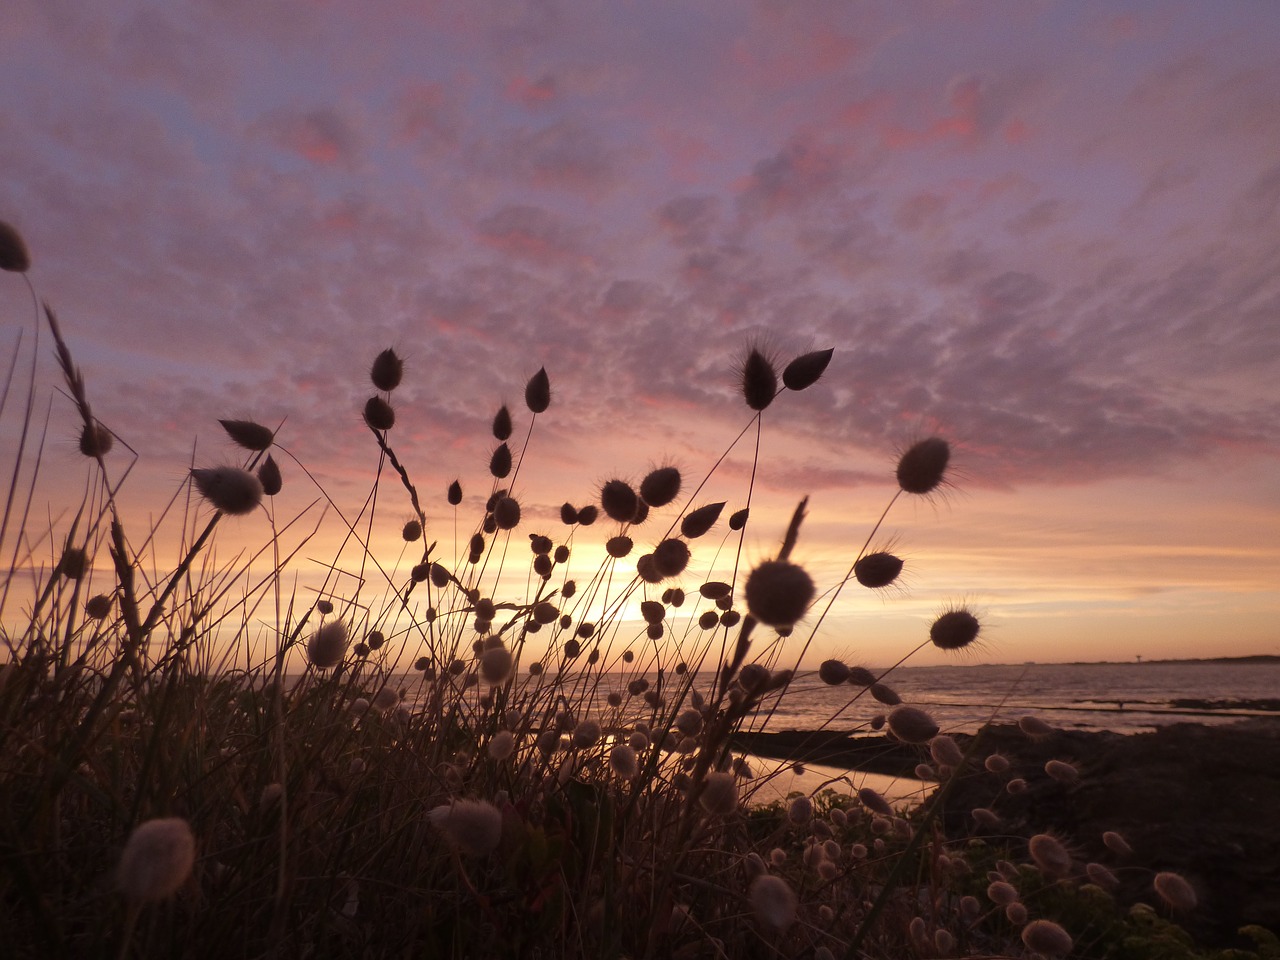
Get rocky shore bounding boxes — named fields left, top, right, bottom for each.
left=734, top=720, right=1280, bottom=945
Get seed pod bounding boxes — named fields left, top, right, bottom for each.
left=0, top=219, right=32, bottom=272
left=219, top=419, right=274, bottom=451
left=847, top=666, right=877, bottom=687
left=931, top=608, right=980, bottom=649
left=887, top=706, right=939, bottom=743
left=529, top=534, right=552, bottom=554
left=896, top=437, right=950, bottom=495
left=489, top=443, right=512, bottom=479
left=699, top=771, right=738, bottom=815
left=86, top=593, right=113, bottom=619
left=257, top=455, right=282, bottom=496
left=1018, top=715, right=1054, bottom=739
left=987, top=880, right=1019, bottom=906
left=363, top=396, right=395, bottom=431
left=430, top=563, right=450, bottom=588
left=720, top=610, right=740, bottom=627
left=58, top=546, right=88, bottom=580
left=480, top=645, right=514, bottom=685
left=576, top=505, right=598, bottom=525
left=366, top=630, right=384, bottom=650
left=560, top=503, right=578, bottom=524
left=748, top=874, right=796, bottom=932
left=1021, top=919, right=1072, bottom=957
left=640, top=601, right=665, bottom=624
left=116, top=817, right=196, bottom=901
left=447, top=480, right=463, bottom=505
left=307, top=620, right=348, bottom=669
left=698, top=610, right=719, bottom=630
left=930, top=735, right=965, bottom=768
left=699, top=581, right=732, bottom=600
left=729, top=508, right=749, bottom=530
left=636, top=554, right=662, bottom=583
left=818, top=660, right=850, bottom=685
left=533, top=553, right=552, bottom=577
left=1028, top=834, right=1071, bottom=877
left=560, top=578, right=575, bottom=597
left=652, top=538, right=690, bottom=577
left=870, top=682, right=901, bottom=705
left=606, top=535, right=633, bottom=558
left=854, top=552, right=903, bottom=589
left=492, top=405, right=512, bottom=440
left=1045, top=759, right=1079, bottom=783
left=858, top=786, right=893, bottom=816
left=402, top=519, right=422, bottom=542
left=428, top=799, right=503, bottom=857
left=1102, top=830, right=1133, bottom=857
left=639, top=466, right=681, bottom=507
left=680, top=502, right=724, bottom=538
left=411, top=563, right=430, bottom=582
left=191, top=466, right=263, bottom=515
left=493, top=496, right=521, bottom=530
left=600, top=479, right=638, bottom=523
left=370, top=348, right=403, bottom=391
left=744, top=560, right=814, bottom=628
left=782, top=348, right=833, bottom=391
left=525, top=367, right=551, bottom=413
left=647, top=622, right=664, bottom=639
left=79, top=421, right=113, bottom=458
left=741, top=348, right=777, bottom=411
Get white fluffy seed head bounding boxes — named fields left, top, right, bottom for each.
left=987, top=880, right=1019, bottom=906
left=748, top=874, right=797, bottom=932
left=427, top=799, right=503, bottom=857
left=787, top=796, right=813, bottom=824
left=930, top=734, right=964, bottom=768
left=116, top=817, right=196, bottom=901
left=887, top=706, right=939, bottom=743
left=371, top=686, right=400, bottom=712
left=609, top=743, right=639, bottom=778
left=1029, top=833, right=1072, bottom=878
left=480, top=645, right=514, bottom=686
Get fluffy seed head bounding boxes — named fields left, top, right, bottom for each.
left=741, top=348, right=778, bottom=411
left=1154, top=871, right=1197, bottom=910
left=219, top=419, right=274, bottom=451
left=699, top=771, right=738, bottom=815
left=559, top=502, right=578, bottom=524
left=930, top=735, right=965, bottom=768
left=680, top=501, right=724, bottom=538
left=818, top=659, right=850, bottom=685
left=870, top=682, right=902, bottom=705
left=896, top=437, right=951, bottom=495
left=931, top=608, right=981, bottom=650
left=606, top=535, right=633, bottom=558
left=447, top=480, right=463, bottom=505
left=307, top=620, right=348, bottom=669
left=1006, top=902, right=1028, bottom=925
left=599, top=480, right=638, bottom=523
left=1086, top=862, right=1119, bottom=888
left=0, top=220, right=31, bottom=272
left=787, top=796, right=813, bottom=824
left=79, top=421, right=113, bottom=458
left=748, top=874, right=797, bottom=931
left=1019, top=715, right=1055, bottom=739
left=363, top=396, right=395, bottom=431
left=985, top=753, right=1010, bottom=774
left=371, top=686, right=399, bottom=711
left=609, top=743, right=639, bottom=778
left=1021, top=919, right=1073, bottom=957
left=58, top=546, right=88, bottom=580
left=428, top=799, right=503, bottom=856
left=854, top=552, right=904, bottom=589
left=489, top=442, right=512, bottom=479
left=480, top=645, right=514, bottom=685
left=640, top=466, right=681, bottom=507
left=1103, top=830, right=1133, bottom=857
left=493, top=496, right=521, bottom=530
left=1045, top=759, right=1079, bottom=783
left=782, top=348, right=834, bottom=391
left=488, top=730, right=516, bottom=760
left=491, top=405, right=512, bottom=440
left=987, top=880, right=1019, bottom=906
left=257, top=455, right=282, bottom=496
left=888, top=706, right=939, bottom=743
left=525, top=367, right=551, bottom=413
left=401, top=519, right=422, bottom=542
left=652, top=538, right=690, bottom=577
left=86, top=593, right=113, bottom=619
left=858, top=787, right=893, bottom=817
left=116, top=817, right=196, bottom=901
left=1028, top=833, right=1072, bottom=877
left=729, top=507, right=749, bottom=530
left=191, top=467, right=263, bottom=515
left=744, top=559, right=814, bottom=628
left=370, top=348, right=403, bottom=391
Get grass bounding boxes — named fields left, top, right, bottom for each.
left=0, top=222, right=1237, bottom=958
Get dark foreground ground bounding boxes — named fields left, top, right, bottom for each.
left=734, top=720, right=1280, bottom=946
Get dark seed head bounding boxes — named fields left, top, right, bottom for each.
left=636, top=554, right=663, bottom=583
left=493, top=496, right=521, bottom=530
left=447, top=480, right=463, bottom=505
left=741, top=347, right=777, bottom=411
left=430, top=563, right=450, bottom=588
left=652, top=538, right=690, bottom=577
left=930, top=608, right=981, bottom=650
left=0, top=220, right=32, bottom=272
left=631, top=499, right=649, bottom=525
left=370, top=349, right=404, bottom=392
left=553, top=544, right=569, bottom=564
left=601, top=479, right=638, bottom=523
left=219, top=419, right=274, bottom=451
left=744, top=560, right=814, bottom=628
left=681, top=502, right=724, bottom=539
left=606, top=535, right=633, bottom=558
left=402, top=519, right=422, bottom=542
left=639, top=466, right=681, bottom=508
left=560, top=503, right=578, bottom=525
left=363, top=396, right=395, bottom=431
left=576, top=505, right=598, bottom=526
left=525, top=367, right=551, bottom=413
left=412, top=563, right=431, bottom=583
left=489, top=443, right=512, bottom=479
left=818, top=660, right=850, bottom=685
left=529, top=534, right=552, bottom=555
left=79, top=421, right=113, bottom=458
left=896, top=437, right=950, bottom=495
left=854, top=552, right=904, bottom=589
left=492, top=405, right=512, bottom=441
left=257, top=455, right=283, bottom=496
left=640, top=601, right=664, bottom=624
left=85, top=593, right=113, bottom=619
left=728, top=508, right=749, bottom=531
left=782, top=348, right=833, bottom=391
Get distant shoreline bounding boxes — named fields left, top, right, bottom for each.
left=941, top=653, right=1280, bottom=668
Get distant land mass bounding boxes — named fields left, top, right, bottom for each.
left=965, top=654, right=1280, bottom=667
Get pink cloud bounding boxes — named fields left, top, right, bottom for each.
left=266, top=107, right=361, bottom=167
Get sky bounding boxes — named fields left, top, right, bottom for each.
left=2, top=0, right=1278, bottom=668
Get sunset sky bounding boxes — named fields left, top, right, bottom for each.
left=3, top=1, right=1278, bottom=667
